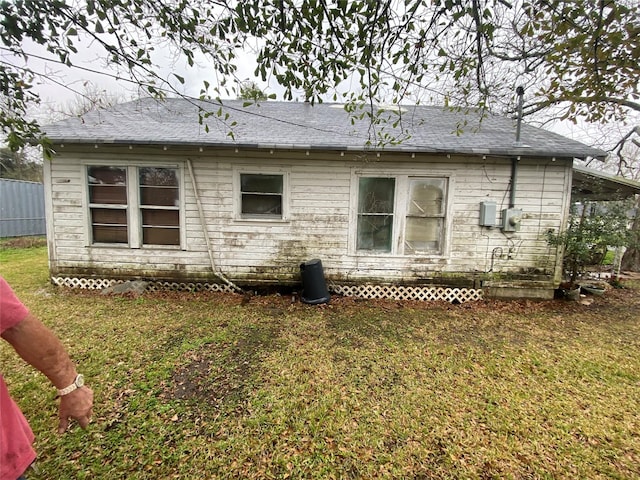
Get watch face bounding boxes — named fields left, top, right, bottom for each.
left=76, top=374, right=85, bottom=388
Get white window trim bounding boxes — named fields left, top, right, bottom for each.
left=232, top=167, right=290, bottom=223
left=349, top=168, right=454, bottom=257
left=349, top=173, right=399, bottom=255
left=82, top=162, right=185, bottom=249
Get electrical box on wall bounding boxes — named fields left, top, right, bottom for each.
left=502, top=208, right=522, bottom=232
left=479, top=201, right=496, bottom=227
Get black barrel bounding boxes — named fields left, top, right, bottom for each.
left=300, top=259, right=330, bottom=304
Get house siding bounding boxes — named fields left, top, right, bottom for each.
left=45, top=145, right=569, bottom=293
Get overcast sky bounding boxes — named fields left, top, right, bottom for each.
left=21, top=35, right=283, bottom=123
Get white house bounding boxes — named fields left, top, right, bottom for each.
left=42, top=98, right=608, bottom=301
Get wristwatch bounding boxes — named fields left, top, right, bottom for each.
left=57, top=374, right=85, bottom=396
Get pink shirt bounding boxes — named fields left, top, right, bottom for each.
left=0, top=276, right=36, bottom=480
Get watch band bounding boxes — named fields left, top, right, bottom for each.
left=57, top=374, right=84, bottom=396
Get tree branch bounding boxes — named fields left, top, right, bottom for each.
left=524, top=96, right=640, bottom=117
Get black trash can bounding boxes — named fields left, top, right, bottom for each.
left=300, top=258, right=330, bottom=304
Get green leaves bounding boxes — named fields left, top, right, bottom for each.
left=523, top=0, right=640, bottom=123
left=547, top=200, right=634, bottom=283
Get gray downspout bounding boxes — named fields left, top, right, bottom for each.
left=186, top=158, right=243, bottom=293
left=510, top=157, right=519, bottom=209
left=510, top=86, right=525, bottom=208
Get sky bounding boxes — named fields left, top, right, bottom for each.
left=21, top=38, right=278, bottom=123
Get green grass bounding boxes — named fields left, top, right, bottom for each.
left=1, top=246, right=640, bottom=479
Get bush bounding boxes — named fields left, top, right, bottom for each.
left=547, top=200, right=632, bottom=284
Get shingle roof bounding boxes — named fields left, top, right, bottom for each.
left=43, top=97, right=606, bottom=160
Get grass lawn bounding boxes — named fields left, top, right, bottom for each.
left=1, top=245, right=639, bottom=479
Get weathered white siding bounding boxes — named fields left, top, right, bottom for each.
left=45, top=145, right=571, bottom=292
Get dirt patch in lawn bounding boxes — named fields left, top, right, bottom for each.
left=162, top=321, right=282, bottom=413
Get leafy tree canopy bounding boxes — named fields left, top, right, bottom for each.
left=0, top=147, right=42, bottom=181
left=1, top=0, right=638, bottom=157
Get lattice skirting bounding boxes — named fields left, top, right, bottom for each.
left=51, top=276, right=483, bottom=303
left=331, top=284, right=483, bottom=302
left=51, top=277, right=237, bottom=293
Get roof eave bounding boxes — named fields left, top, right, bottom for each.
left=47, top=138, right=602, bottom=161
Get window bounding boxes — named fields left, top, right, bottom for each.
left=139, top=167, right=180, bottom=245
left=357, top=177, right=395, bottom=251
left=355, top=175, right=448, bottom=255
left=240, top=173, right=284, bottom=219
left=404, top=178, right=446, bottom=254
left=87, top=165, right=181, bottom=247
left=88, top=166, right=128, bottom=244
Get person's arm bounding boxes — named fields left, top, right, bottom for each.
left=1, top=313, right=93, bottom=433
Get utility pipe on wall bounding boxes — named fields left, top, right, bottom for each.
left=187, top=158, right=243, bottom=293
left=510, top=156, right=519, bottom=209
left=510, top=86, right=525, bottom=209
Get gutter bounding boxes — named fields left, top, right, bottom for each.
left=47, top=138, right=601, bottom=161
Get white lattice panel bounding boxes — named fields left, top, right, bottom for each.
left=52, top=277, right=482, bottom=302
left=51, top=277, right=236, bottom=293
left=330, top=284, right=483, bottom=303
left=52, top=277, right=117, bottom=290
left=146, top=281, right=236, bottom=293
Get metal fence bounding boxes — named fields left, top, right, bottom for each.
left=0, top=178, right=46, bottom=238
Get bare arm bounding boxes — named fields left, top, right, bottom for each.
left=1, top=313, right=93, bottom=433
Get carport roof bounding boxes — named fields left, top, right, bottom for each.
left=572, top=165, right=640, bottom=201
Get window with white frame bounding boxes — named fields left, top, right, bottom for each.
left=87, top=165, right=181, bottom=247
left=355, top=175, right=448, bottom=255
left=139, top=167, right=180, bottom=245
left=357, top=177, right=395, bottom=251
left=404, top=178, right=447, bottom=254
left=88, top=166, right=128, bottom=244
left=239, top=173, right=284, bottom=219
